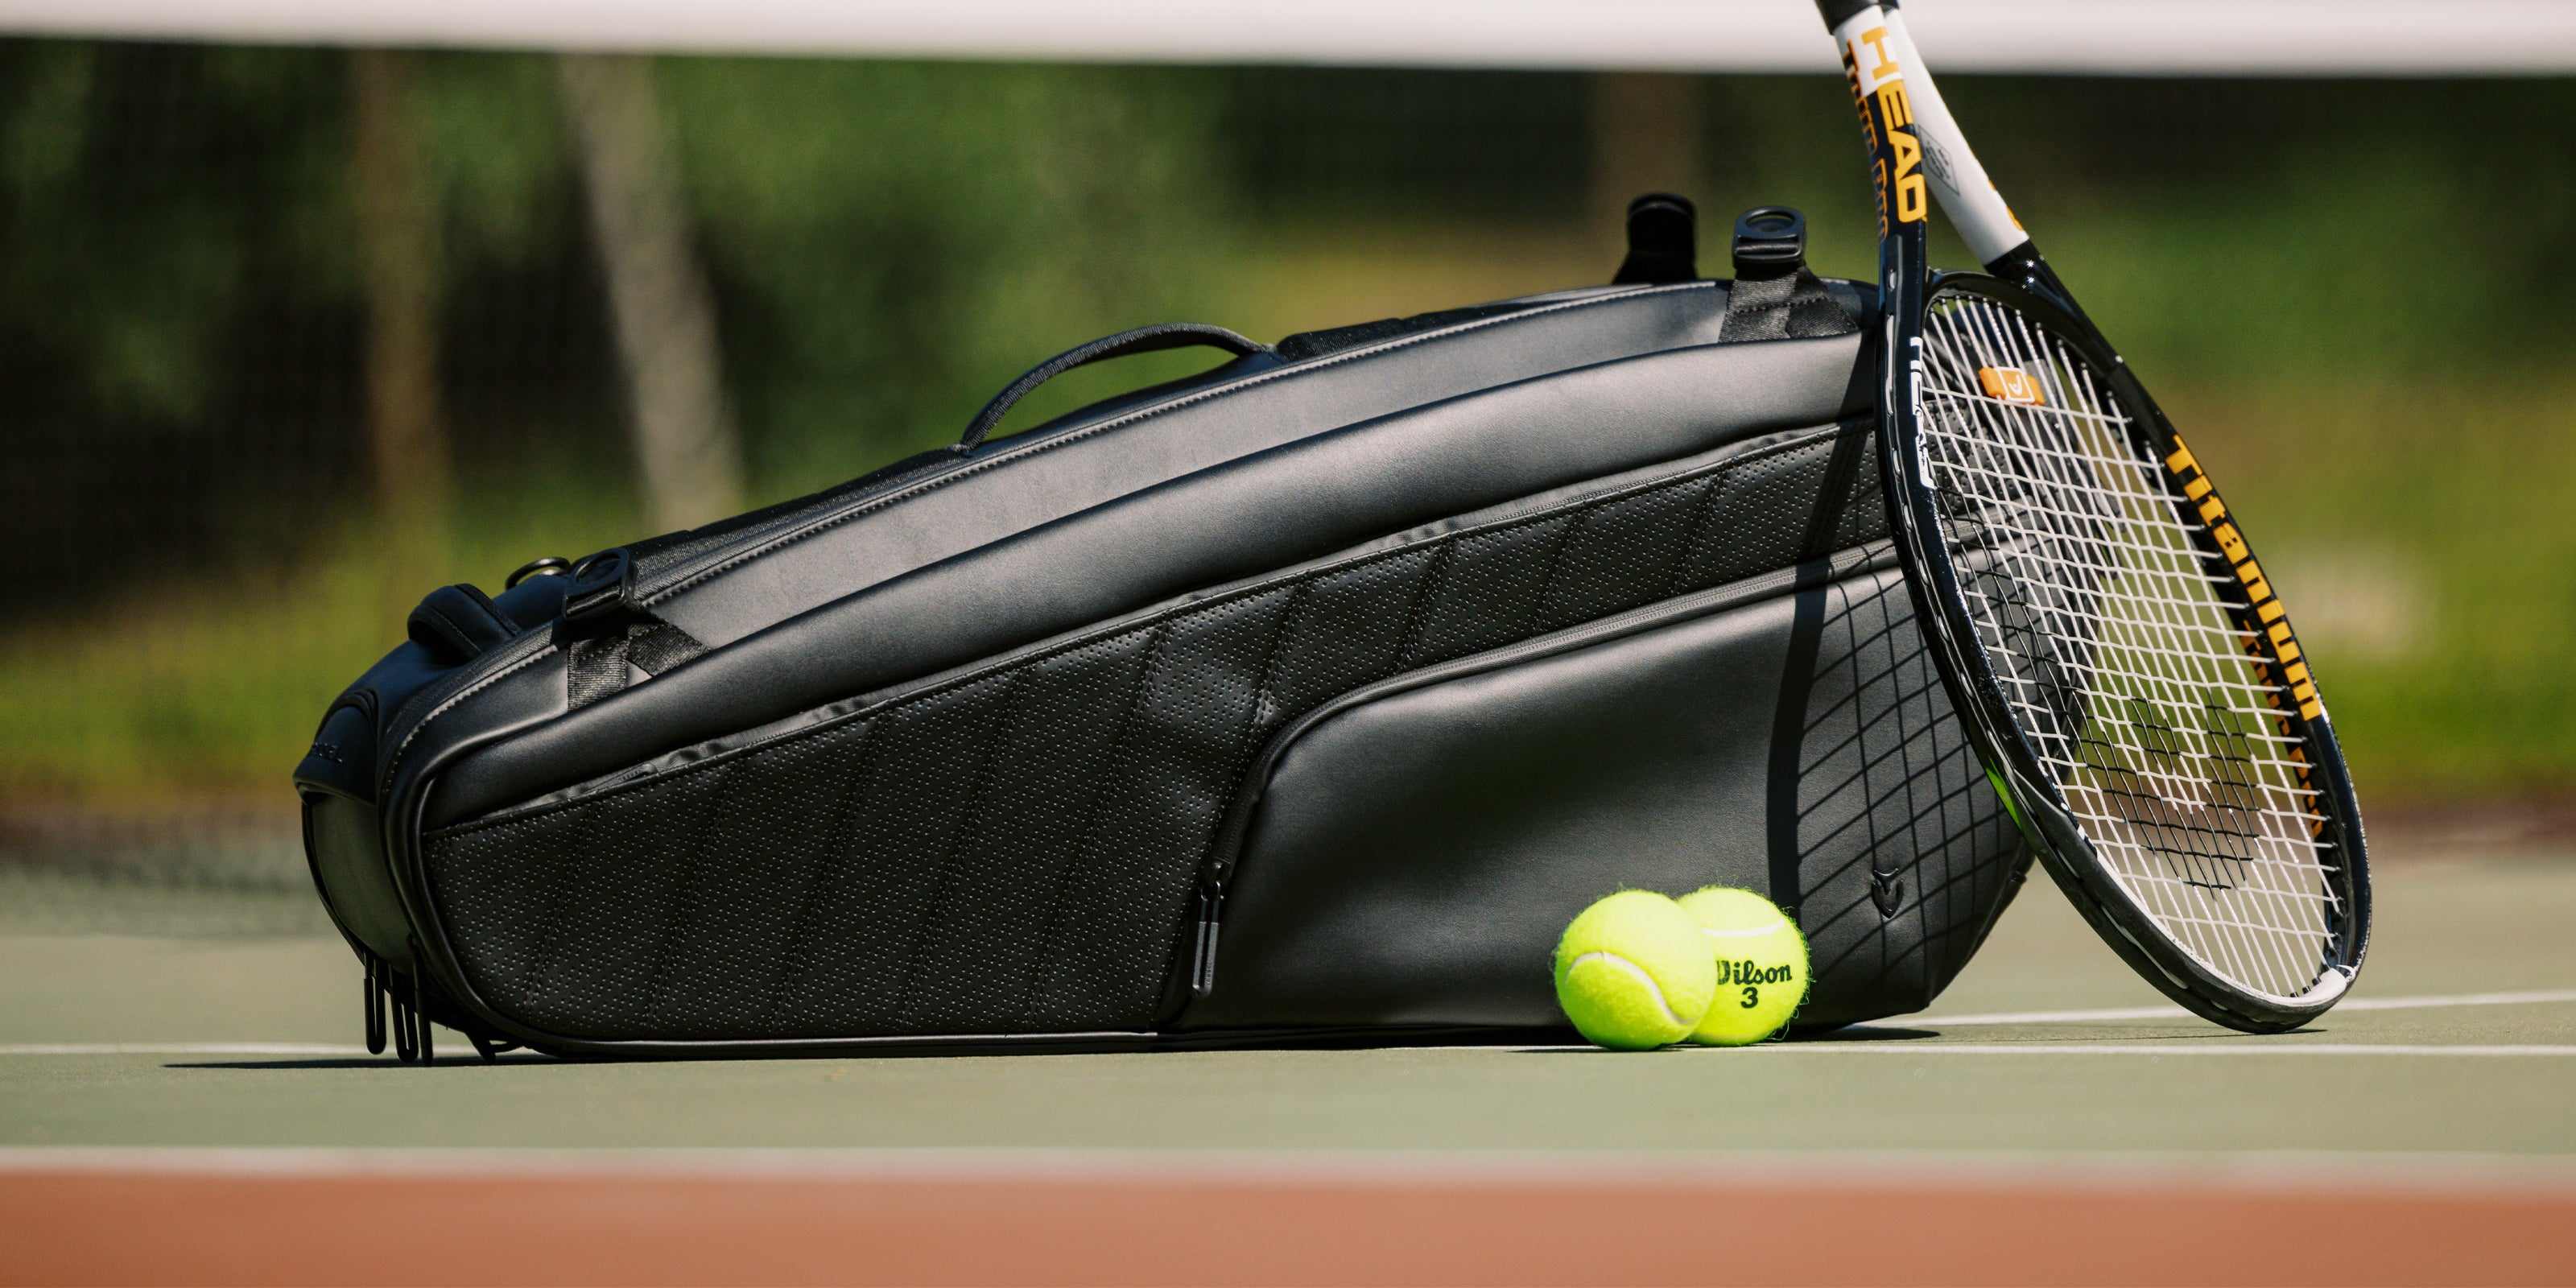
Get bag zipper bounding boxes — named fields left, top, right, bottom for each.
left=1183, top=539, right=1896, bottom=997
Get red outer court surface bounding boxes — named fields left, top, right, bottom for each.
left=5, top=1157, right=2573, bottom=1287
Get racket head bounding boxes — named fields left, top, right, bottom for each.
left=1884, top=271, right=2372, bottom=1033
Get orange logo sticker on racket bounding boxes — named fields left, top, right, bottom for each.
left=1977, top=366, right=2046, bottom=406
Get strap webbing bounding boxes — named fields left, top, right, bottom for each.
left=565, top=616, right=709, bottom=709
left=1719, top=268, right=1856, bottom=342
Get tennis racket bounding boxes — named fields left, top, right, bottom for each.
left=1812, top=0, right=2370, bottom=1032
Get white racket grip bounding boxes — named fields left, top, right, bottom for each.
left=1878, top=8, right=2030, bottom=265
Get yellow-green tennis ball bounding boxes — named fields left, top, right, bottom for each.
left=1553, top=890, right=1718, bottom=1051
left=1677, top=886, right=1808, bottom=1046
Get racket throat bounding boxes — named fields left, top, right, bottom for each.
left=1982, top=241, right=2096, bottom=334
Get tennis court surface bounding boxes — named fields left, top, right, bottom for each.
left=5, top=846, right=2573, bottom=1286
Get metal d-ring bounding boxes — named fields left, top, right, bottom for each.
left=506, top=556, right=572, bottom=589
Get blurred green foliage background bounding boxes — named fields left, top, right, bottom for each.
left=1, top=39, right=2570, bottom=814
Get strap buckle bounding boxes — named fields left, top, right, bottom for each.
left=560, top=547, right=634, bottom=627
left=1732, top=206, right=1808, bottom=279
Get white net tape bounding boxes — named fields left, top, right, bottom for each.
left=1918, top=291, right=2342, bottom=1003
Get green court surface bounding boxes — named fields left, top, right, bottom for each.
left=4, top=853, right=2573, bottom=1157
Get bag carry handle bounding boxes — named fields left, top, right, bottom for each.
left=956, top=322, right=1269, bottom=453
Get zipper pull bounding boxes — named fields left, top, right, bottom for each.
left=1189, top=885, right=1225, bottom=997
left=363, top=953, right=388, bottom=1055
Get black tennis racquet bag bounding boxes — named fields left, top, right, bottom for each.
left=295, top=199, right=2029, bottom=1060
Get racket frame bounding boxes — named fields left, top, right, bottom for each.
left=1901, top=273, right=2372, bottom=1032
left=1822, top=0, right=2371, bottom=1032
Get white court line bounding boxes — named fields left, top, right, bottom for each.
left=1772, top=1043, right=2576, bottom=1057
left=11, top=1000, right=2576, bottom=1062
left=1909, top=989, right=2576, bottom=1028
left=0, top=1043, right=366, bottom=1056
left=6, top=1146, right=2576, bottom=1192
left=14, top=1042, right=2571, bottom=1062
left=3, top=1042, right=2573, bottom=1061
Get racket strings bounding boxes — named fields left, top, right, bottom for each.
left=1917, top=293, right=2342, bottom=1002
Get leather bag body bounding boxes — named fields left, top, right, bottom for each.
left=295, top=277, right=2029, bottom=1057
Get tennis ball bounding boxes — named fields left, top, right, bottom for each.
left=1677, top=886, right=1809, bottom=1046
left=1553, top=890, right=1718, bottom=1051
